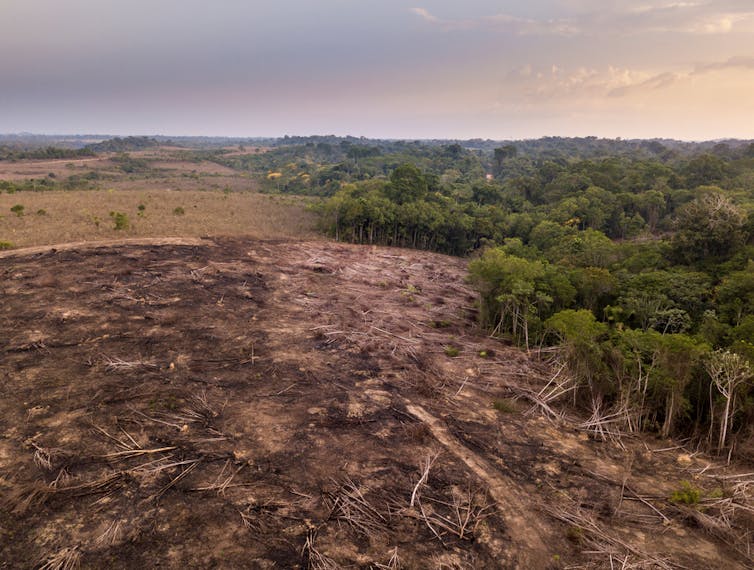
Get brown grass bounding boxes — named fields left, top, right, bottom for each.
left=0, top=157, right=111, bottom=181
left=0, top=189, right=317, bottom=247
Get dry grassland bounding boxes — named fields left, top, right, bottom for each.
left=0, top=189, right=317, bottom=247
left=0, top=157, right=113, bottom=181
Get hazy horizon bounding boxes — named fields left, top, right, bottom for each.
left=2, top=1, right=754, bottom=140
left=3, top=131, right=753, bottom=144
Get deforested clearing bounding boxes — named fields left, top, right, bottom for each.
left=1, top=238, right=751, bottom=569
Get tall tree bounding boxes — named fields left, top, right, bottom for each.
left=705, top=350, right=753, bottom=452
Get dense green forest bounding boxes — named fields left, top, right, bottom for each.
left=211, top=137, right=754, bottom=454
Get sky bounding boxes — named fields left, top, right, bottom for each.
left=1, top=0, right=753, bottom=140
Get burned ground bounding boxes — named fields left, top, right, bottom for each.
left=0, top=239, right=752, bottom=569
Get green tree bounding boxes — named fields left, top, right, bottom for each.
left=672, top=192, right=746, bottom=264
left=546, top=309, right=609, bottom=398
left=652, top=334, right=708, bottom=438
left=385, top=163, right=428, bottom=204
left=684, top=154, right=727, bottom=188
left=705, top=350, right=753, bottom=451
left=569, top=267, right=618, bottom=314
left=716, top=260, right=754, bottom=326
left=469, top=249, right=568, bottom=349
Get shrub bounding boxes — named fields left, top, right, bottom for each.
left=401, top=284, right=421, bottom=303
left=670, top=480, right=702, bottom=505
left=109, top=211, right=129, bottom=230
left=173, top=206, right=185, bottom=216
left=0, top=241, right=14, bottom=250
left=444, top=345, right=460, bottom=357
left=10, top=204, right=24, bottom=216
left=36, top=209, right=47, bottom=216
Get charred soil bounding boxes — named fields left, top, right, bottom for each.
left=0, top=239, right=751, bottom=569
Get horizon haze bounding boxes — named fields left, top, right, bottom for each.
left=2, top=1, right=754, bottom=140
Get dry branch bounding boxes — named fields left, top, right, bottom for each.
left=191, top=459, right=245, bottom=495
left=31, top=442, right=64, bottom=471
left=150, top=460, right=201, bottom=501
left=302, top=528, right=338, bottom=570
left=674, top=472, right=754, bottom=562
left=325, top=477, right=388, bottom=537
left=39, top=546, right=81, bottom=570
left=101, top=446, right=176, bottom=459
left=373, top=547, right=401, bottom=570
left=415, top=486, right=494, bottom=543
left=410, top=453, right=438, bottom=508
left=94, top=520, right=123, bottom=547
left=577, top=398, right=632, bottom=449
left=101, top=354, right=158, bottom=372
left=6, top=472, right=127, bottom=514
left=544, top=500, right=684, bottom=570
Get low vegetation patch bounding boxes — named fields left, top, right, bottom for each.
left=670, top=480, right=703, bottom=506
left=492, top=398, right=517, bottom=414
left=444, top=345, right=460, bottom=357
left=109, top=211, right=129, bottom=230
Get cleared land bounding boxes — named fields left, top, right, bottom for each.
left=1, top=238, right=751, bottom=569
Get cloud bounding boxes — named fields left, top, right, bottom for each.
left=608, top=72, right=682, bottom=97
left=501, top=65, right=655, bottom=104
left=692, top=55, right=754, bottom=74
left=500, top=54, right=754, bottom=103
left=409, top=7, right=440, bottom=25
left=593, top=1, right=754, bottom=35
left=412, top=2, right=754, bottom=37
left=607, top=55, right=754, bottom=96
left=409, top=7, right=580, bottom=36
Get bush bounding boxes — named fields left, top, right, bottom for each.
left=109, top=211, right=129, bottom=230
left=173, top=206, right=185, bottom=216
left=669, top=480, right=702, bottom=505
left=0, top=241, right=14, bottom=250
left=36, top=209, right=47, bottom=216
left=10, top=204, right=24, bottom=216
left=444, top=345, right=460, bottom=357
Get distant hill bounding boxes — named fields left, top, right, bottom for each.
left=0, top=145, right=95, bottom=161
left=85, top=136, right=162, bottom=152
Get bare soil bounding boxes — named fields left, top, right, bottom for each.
left=1, top=238, right=751, bottom=569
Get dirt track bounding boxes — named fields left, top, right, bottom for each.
left=0, top=238, right=750, bottom=569
left=0, top=237, right=207, bottom=259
